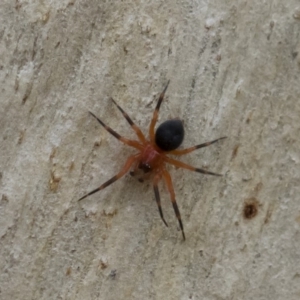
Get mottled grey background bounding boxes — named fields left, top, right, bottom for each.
left=1, top=1, right=300, bottom=299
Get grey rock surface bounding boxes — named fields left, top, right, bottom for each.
left=1, top=1, right=300, bottom=299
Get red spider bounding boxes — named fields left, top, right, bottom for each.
left=79, top=81, right=226, bottom=240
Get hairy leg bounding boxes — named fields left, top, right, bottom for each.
left=165, top=156, right=222, bottom=176
left=169, top=137, right=227, bottom=155
left=153, top=173, right=168, bottom=227
left=78, top=154, right=139, bottom=201
left=149, top=81, right=170, bottom=141
left=162, top=168, right=185, bottom=240
left=89, top=112, right=143, bottom=150
left=111, top=98, right=146, bottom=143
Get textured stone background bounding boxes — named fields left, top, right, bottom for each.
left=1, top=1, right=300, bottom=299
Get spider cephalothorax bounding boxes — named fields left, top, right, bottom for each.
left=79, top=81, right=226, bottom=240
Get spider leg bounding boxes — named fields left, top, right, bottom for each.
left=110, top=98, right=147, bottom=143
left=153, top=174, right=168, bottom=227
left=162, top=168, right=185, bottom=240
left=78, top=154, right=139, bottom=201
left=165, top=156, right=222, bottom=176
left=89, top=112, right=143, bottom=150
left=170, top=137, right=227, bottom=156
left=149, top=81, right=170, bottom=141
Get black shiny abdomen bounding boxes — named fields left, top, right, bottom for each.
left=155, top=119, right=184, bottom=151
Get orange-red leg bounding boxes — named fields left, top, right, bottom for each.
left=110, top=98, right=147, bottom=144
left=153, top=174, right=168, bottom=227
left=89, top=112, right=143, bottom=150
left=169, top=137, right=227, bottom=156
left=162, top=168, right=185, bottom=240
left=165, top=156, right=222, bottom=176
left=149, top=81, right=170, bottom=141
left=78, top=154, right=139, bottom=201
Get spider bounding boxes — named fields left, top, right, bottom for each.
left=79, top=81, right=226, bottom=240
